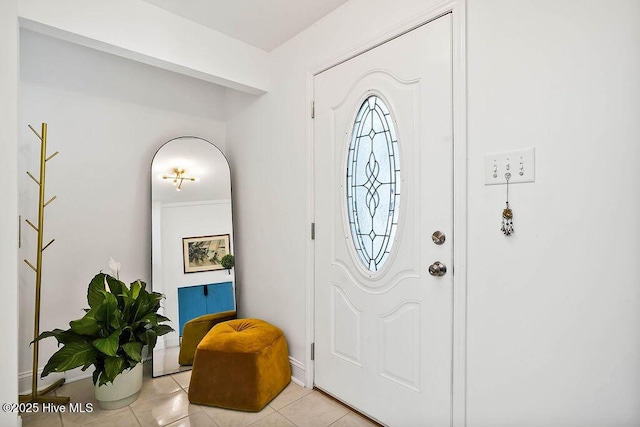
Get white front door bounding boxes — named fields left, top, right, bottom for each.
left=313, top=15, right=453, bottom=426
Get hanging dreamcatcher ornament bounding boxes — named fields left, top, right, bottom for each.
left=501, top=172, right=514, bottom=236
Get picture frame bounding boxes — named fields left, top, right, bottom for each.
left=182, top=234, right=231, bottom=273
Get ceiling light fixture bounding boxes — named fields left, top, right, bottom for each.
left=162, top=168, right=198, bottom=191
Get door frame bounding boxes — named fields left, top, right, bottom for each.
left=305, top=1, right=467, bottom=424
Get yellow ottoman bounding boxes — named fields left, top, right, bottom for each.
left=188, top=319, right=291, bottom=412
left=178, top=311, right=237, bottom=366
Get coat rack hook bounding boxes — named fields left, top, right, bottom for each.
left=24, top=259, right=37, bottom=272
left=45, top=151, right=59, bottom=162
left=26, top=172, right=40, bottom=186
left=44, top=196, right=57, bottom=208
left=28, top=124, right=42, bottom=141
left=26, top=219, right=38, bottom=232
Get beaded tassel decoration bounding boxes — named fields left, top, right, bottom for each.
left=501, top=172, right=514, bottom=236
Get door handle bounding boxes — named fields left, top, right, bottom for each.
left=428, top=261, right=447, bottom=277
left=203, top=285, right=208, bottom=296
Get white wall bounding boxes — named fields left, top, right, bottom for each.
left=18, top=30, right=228, bottom=390
left=226, top=0, right=640, bottom=424
left=466, top=1, right=640, bottom=425
left=0, top=1, right=20, bottom=426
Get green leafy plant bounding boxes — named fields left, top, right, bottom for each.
left=220, top=254, right=235, bottom=272
left=35, top=273, right=173, bottom=386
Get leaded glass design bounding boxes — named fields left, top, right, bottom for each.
left=346, top=95, right=400, bottom=272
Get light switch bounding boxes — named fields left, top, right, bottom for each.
left=484, top=147, right=535, bottom=185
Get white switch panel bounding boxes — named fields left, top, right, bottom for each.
left=484, top=147, right=535, bottom=185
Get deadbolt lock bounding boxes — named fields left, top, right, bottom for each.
left=431, top=231, right=446, bottom=245
left=428, top=261, right=447, bottom=277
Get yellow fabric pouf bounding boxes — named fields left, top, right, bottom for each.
left=178, top=311, right=237, bottom=366
left=188, top=318, right=291, bottom=412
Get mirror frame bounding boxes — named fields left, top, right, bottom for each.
left=150, top=135, right=236, bottom=377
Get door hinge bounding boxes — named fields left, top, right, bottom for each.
left=311, top=342, right=315, bottom=360
left=311, top=223, right=315, bottom=240
left=311, top=101, right=315, bottom=119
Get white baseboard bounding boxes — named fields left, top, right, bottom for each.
left=63, top=369, right=93, bottom=385
left=289, top=356, right=308, bottom=388
left=18, top=368, right=83, bottom=395
left=164, top=338, right=180, bottom=349
left=20, top=353, right=153, bottom=394
left=290, top=376, right=305, bottom=388
left=21, top=355, right=305, bottom=394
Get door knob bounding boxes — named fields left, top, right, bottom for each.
left=428, top=261, right=447, bottom=277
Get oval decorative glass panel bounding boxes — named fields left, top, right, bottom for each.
left=346, top=95, right=400, bottom=272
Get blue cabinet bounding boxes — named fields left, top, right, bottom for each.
left=177, top=282, right=235, bottom=335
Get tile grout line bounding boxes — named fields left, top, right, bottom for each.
left=327, top=412, right=351, bottom=427
left=130, top=384, right=186, bottom=408
left=128, top=406, right=144, bottom=427
left=274, top=409, right=300, bottom=427
left=269, top=389, right=351, bottom=427
left=268, top=390, right=312, bottom=412
left=313, top=388, right=383, bottom=427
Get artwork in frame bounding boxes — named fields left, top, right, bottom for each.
left=182, top=234, right=231, bottom=273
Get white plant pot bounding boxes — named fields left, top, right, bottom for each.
left=94, top=363, right=143, bottom=410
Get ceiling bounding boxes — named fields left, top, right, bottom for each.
left=140, top=0, right=350, bottom=52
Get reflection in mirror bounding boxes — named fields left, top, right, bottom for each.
left=151, top=136, right=236, bottom=377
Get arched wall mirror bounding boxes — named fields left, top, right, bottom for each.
left=151, top=136, right=236, bottom=377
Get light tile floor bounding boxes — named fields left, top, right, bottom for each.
left=21, top=364, right=379, bottom=427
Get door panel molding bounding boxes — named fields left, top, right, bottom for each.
left=329, top=70, right=421, bottom=290
left=331, top=284, right=363, bottom=366
left=332, top=74, right=420, bottom=283
left=334, top=259, right=420, bottom=295
left=329, top=69, right=419, bottom=111
left=378, top=300, right=422, bottom=391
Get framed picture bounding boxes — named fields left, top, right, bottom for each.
left=182, top=234, right=230, bottom=273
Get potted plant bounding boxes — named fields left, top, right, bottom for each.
left=220, top=254, right=235, bottom=274
left=36, top=269, right=173, bottom=409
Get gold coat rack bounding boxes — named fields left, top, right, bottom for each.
left=19, top=123, right=69, bottom=404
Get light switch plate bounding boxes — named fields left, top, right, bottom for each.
left=484, top=147, right=535, bottom=185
